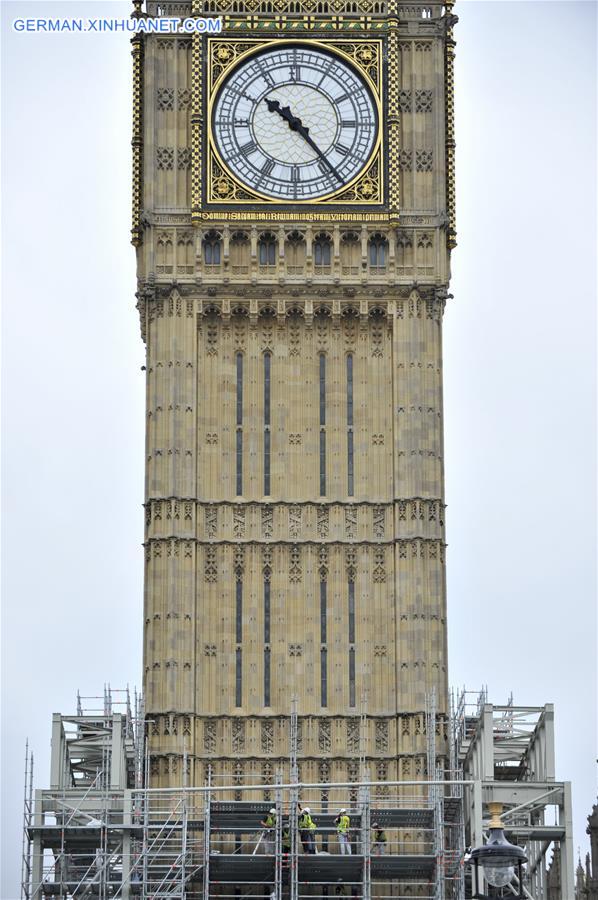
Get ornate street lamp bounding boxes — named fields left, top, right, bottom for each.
left=469, top=803, right=527, bottom=898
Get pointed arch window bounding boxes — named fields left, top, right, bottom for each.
left=203, top=230, right=222, bottom=268
left=156, top=233, right=173, bottom=275
left=340, top=231, right=360, bottom=277
left=286, top=231, right=306, bottom=275
left=314, top=233, right=332, bottom=274
left=230, top=231, right=250, bottom=275
left=369, top=234, right=388, bottom=273
left=258, top=232, right=277, bottom=270
left=202, top=231, right=222, bottom=272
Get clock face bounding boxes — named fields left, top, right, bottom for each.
left=211, top=45, right=378, bottom=202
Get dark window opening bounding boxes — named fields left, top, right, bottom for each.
left=236, top=580, right=243, bottom=643
left=319, top=430, right=326, bottom=497
left=236, top=430, right=243, bottom=496
left=264, top=580, right=271, bottom=644
left=320, top=581, right=327, bottom=644
left=203, top=232, right=221, bottom=265
left=348, top=580, right=355, bottom=644
left=264, top=648, right=271, bottom=707
left=235, top=648, right=242, bottom=707
left=259, top=236, right=277, bottom=266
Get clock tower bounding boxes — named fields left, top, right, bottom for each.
left=134, top=0, right=457, bottom=791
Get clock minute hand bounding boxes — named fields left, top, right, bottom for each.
left=264, top=98, right=343, bottom=184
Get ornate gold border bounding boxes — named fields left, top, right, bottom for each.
left=191, top=32, right=203, bottom=222
left=205, top=37, right=384, bottom=207
left=131, top=34, right=144, bottom=246
left=444, top=0, right=457, bottom=248
left=386, top=21, right=400, bottom=224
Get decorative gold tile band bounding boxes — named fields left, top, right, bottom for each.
left=445, top=0, right=457, bottom=248
left=191, top=32, right=203, bottom=223
left=131, top=34, right=144, bottom=246
left=387, top=23, right=400, bottom=223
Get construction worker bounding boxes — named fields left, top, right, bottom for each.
left=371, top=822, right=387, bottom=856
left=334, top=879, right=348, bottom=897
left=260, top=808, right=277, bottom=854
left=298, top=805, right=317, bottom=854
left=282, top=826, right=291, bottom=854
left=334, top=808, right=351, bottom=855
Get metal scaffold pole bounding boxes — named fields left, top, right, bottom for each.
left=289, top=697, right=299, bottom=900
left=275, top=771, right=283, bottom=900
left=141, top=772, right=150, bottom=896
left=434, top=763, right=445, bottom=900
left=203, top=766, right=212, bottom=900
left=20, top=742, right=33, bottom=900
left=426, top=689, right=437, bottom=808
left=360, top=782, right=371, bottom=900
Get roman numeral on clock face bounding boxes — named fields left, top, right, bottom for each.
left=341, top=120, right=357, bottom=128
left=336, top=144, right=350, bottom=156
left=316, top=160, right=335, bottom=183
left=240, top=140, right=258, bottom=157
left=261, top=159, right=275, bottom=176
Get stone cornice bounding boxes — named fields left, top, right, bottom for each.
left=143, top=536, right=446, bottom=545
left=144, top=497, right=445, bottom=507
left=136, top=283, right=450, bottom=335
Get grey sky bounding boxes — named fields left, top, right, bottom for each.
left=1, top=1, right=596, bottom=897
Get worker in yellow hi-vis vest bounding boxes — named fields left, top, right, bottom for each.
left=334, top=808, right=351, bottom=855
left=260, top=808, right=277, bottom=854
left=298, top=805, right=317, bottom=854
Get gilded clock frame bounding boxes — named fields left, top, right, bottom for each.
left=204, top=37, right=384, bottom=208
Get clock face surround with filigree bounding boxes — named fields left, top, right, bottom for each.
left=211, top=45, right=378, bottom=202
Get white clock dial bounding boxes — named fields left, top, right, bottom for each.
left=212, top=45, right=378, bottom=201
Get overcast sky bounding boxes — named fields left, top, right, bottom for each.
left=1, top=1, right=596, bottom=897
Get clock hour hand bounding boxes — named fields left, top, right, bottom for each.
left=264, top=97, right=343, bottom=184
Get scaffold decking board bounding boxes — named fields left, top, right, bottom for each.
left=505, top=825, right=566, bottom=841
left=369, top=809, right=434, bottom=828
left=297, top=854, right=364, bottom=881
left=28, top=825, right=142, bottom=850
left=371, top=856, right=436, bottom=878
left=209, top=854, right=275, bottom=881
left=211, top=802, right=274, bottom=830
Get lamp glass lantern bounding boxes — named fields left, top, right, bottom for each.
left=469, top=803, right=527, bottom=898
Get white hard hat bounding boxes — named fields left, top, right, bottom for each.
left=339, top=808, right=347, bottom=813
left=303, top=807, right=310, bottom=814
left=270, top=808, right=276, bottom=814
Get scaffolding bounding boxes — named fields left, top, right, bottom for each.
left=22, top=693, right=466, bottom=900
left=22, top=689, right=575, bottom=900
left=455, top=689, right=574, bottom=900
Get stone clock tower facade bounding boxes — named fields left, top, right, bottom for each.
left=133, top=0, right=457, bottom=791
